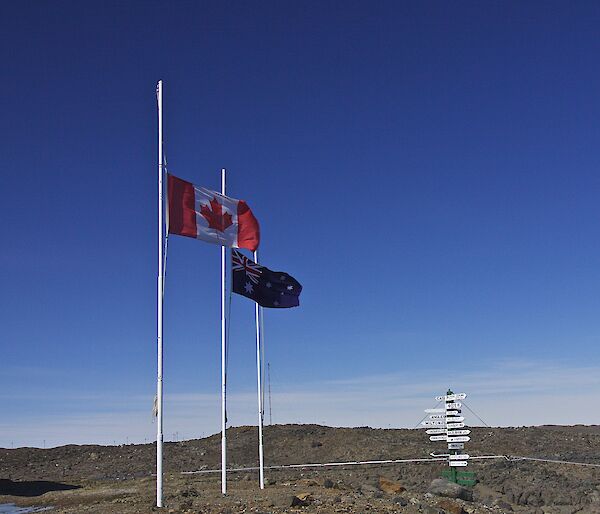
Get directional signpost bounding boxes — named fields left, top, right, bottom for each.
left=422, top=420, right=446, bottom=426
left=426, top=428, right=447, bottom=435
left=435, top=393, right=466, bottom=402
left=447, top=429, right=470, bottom=436
left=447, top=435, right=470, bottom=442
left=424, top=389, right=476, bottom=487
left=429, top=435, right=447, bottom=441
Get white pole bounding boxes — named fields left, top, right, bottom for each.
left=156, top=80, right=164, bottom=508
left=253, top=250, right=265, bottom=489
left=260, top=308, right=266, bottom=417
left=221, top=168, right=227, bottom=495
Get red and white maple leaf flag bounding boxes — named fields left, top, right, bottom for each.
left=167, top=173, right=260, bottom=251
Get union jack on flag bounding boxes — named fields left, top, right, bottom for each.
left=232, top=249, right=262, bottom=284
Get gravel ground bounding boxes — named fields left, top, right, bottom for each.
left=1, top=424, right=600, bottom=513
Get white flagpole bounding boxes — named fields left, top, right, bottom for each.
left=253, top=250, right=265, bottom=489
left=156, top=79, right=164, bottom=508
left=221, top=168, right=227, bottom=495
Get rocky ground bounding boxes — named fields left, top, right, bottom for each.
left=1, top=424, right=600, bottom=513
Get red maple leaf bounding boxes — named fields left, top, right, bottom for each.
left=200, top=198, right=233, bottom=232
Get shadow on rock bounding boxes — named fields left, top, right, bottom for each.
left=0, top=479, right=80, bottom=497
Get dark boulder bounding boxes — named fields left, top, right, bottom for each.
left=427, top=478, right=473, bottom=501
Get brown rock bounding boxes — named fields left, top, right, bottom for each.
left=290, top=493, right=310, bottom=507
left=437, top=498, right=466, bottom=514
left=378, top=476, right=406, bottom=494
left=298, top=478, right=318, bottom=487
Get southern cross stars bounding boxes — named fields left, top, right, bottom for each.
left=231, top=250, right=301, bottom=308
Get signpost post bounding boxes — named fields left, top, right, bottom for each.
left=423, top=389, right=476, bottom=487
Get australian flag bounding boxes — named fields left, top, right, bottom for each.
left=232, top=250, right=302, bottom=308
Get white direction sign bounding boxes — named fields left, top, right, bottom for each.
left=426, top=428, right=447, bottom=435
left=449, top=454, right=470, bottom=460
left=447, top=436, right=470, bottom=443
left=429, top=435, right=447, bottom=441
left=435, top=393, right=467, bottom=402
left=447, top=429, right=470, bottom=436
left=427, top=392, right=471, bottom=470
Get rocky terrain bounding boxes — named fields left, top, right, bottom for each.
left=1, top=424, right=600, bottom=513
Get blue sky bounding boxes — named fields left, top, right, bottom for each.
left=2, top=1, right=600, bottom=447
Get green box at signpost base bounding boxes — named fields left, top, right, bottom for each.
left=441, top=467, right=476, bottom=487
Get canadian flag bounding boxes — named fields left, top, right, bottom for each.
left=167, top=173, right=260, bottom=251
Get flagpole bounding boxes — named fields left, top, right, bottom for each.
left=253, top=250, right=265, bottom=489
left=156, top=79, right=164, bottom=508
left=221, top=168, right=227, bottom=495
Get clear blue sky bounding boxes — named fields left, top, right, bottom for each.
left=2, top=1, right=600, bottom=447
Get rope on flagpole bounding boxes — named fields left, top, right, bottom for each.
left=154, top=145, right=169, bottom=421
left=162, top=238, right=169, bottom=299
left=162, top=152, right=170, bottom=298
left=225, top=271, right=232, bottom=401
left=260, top=305, right=266, bottom=421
